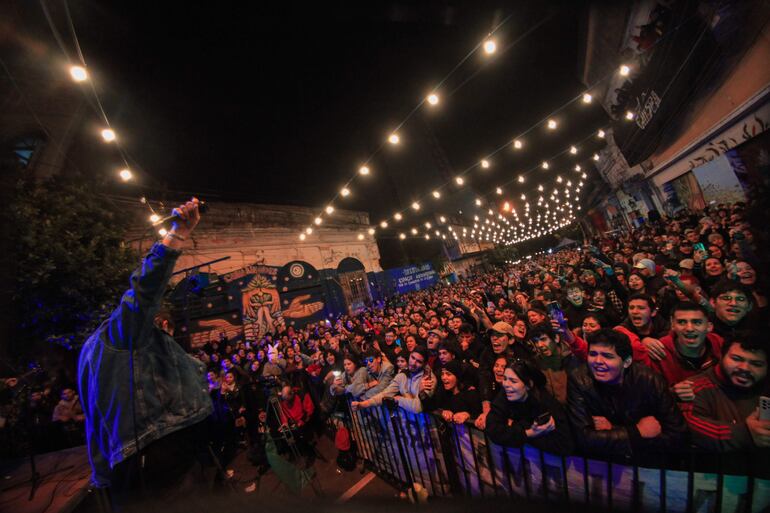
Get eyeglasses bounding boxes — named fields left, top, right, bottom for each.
left=364, top=357, right=376, bottom=364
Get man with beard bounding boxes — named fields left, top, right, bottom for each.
left=351, top=346, right=435, bottom=413
left=615, top=294, right=670, bottom=366
left=567, top=329, right=687, bottom=461
left=649, top=303, right=723, bottom=405
left=684, top=333, right=769, bottom=454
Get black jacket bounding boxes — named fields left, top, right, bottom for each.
left=485, top=388, right=573, bottom=455
left=567, top=363, right=687, bottom=461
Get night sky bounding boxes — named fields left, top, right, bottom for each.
left=12, top=1, right=609, bottom=244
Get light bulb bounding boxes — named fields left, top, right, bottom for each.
left=380, top=221, right=388, bottom=228
left=483, top=39, right=497, bottom=54
left=547, top=119, right=557, bottom=130
left=357, top=233, right=364, bottom=240
left=619, top=64, right=630, bottom=76
left=306, top=227, right=313, bottom=234
left=582, top=93, right=592, bottom=103
left=149, top=214, right=160, bottom=223
left=158, top=228, right=168, bottom=237
left=399, top=233, right=406, bottom=240
left=625, top=110, right=635, bottom=120
left=314, top=217, right=323, bottom=225
left=541, top=161, right=549, bottom=170
left=340, top=187, right=350, bottom=197
left=569, top=146, right=578, bottom=155
left=455, top=176, right=464, bottom=186
left=513, top=139, right=523, bottom=150
left=518, top=175, right=525, bottom=183
left=597, top=129, right=605, bottom=138
left=593, top=153, right=600, bottom=161
left=101, top=129, right=116, bottom=142
left=368, top=228, right=376, bottom=235
left=119, top=168, right=133, bottom=181
left=299, top=233, right=306, bottom=240
left=432, top=190, right=441, bottom=198
left=325, top=205, right=334, bottom=214
left=388, top=133, right=400, bottom=144
left=427, top=93, right=439, bottom=106
left=69, top=65, right=88, bottom=82
left=480, top=159, right=490, bottom=169
left=575, top=165, right=581, bottom=171
left=411, top=202, right=420, bottom=210
left=359, top=165, right=370, bottom=175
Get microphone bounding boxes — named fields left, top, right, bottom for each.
left=152, top=201, right=208, bottom=227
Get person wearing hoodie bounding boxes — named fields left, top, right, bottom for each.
left=429, top=360, right=481, bottom=424
left=614, top=293, right=670, bottom=366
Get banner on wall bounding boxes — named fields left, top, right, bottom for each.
left=692, top=154, right=747, bottom=205
left=386, top=263, right=439, bottom=294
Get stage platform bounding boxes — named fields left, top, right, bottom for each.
left=0, top=445, right=91, bottom=513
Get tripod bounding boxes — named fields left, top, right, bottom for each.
left=265, top=392, right=324, bottom=497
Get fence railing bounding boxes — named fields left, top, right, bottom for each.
left=344, top=401, right=770, bottom=513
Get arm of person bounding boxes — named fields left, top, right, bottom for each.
left=344, top=367, right=368, bottom=398
left=366, top=374, right=403, bottom=406
left=682, top=388, right=755, bottom=452
left=640, top=374, right=688, bottom=450
left=98, top=199, right=201, bottom=349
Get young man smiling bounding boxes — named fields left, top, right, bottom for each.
left=649, top=302, right=723, bottom=403
left=567, top=329, right=687, bottom=461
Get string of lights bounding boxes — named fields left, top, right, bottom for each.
left=300, top=58, right=641, bottom=243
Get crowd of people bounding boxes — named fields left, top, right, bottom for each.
left=197, top=201, right=768, bottom=477
left=3, top=199, right=768, bottom=490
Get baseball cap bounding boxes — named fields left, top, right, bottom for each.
left=634, top=258, right=656, bottom=273
left=490, top=321, right=515, bottom=337
left=678, top=259, right=694, bottom=270
left=428, top=329, right=443, bottom=338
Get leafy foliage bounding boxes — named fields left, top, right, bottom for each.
left=7, top=175, right=137, bottom=351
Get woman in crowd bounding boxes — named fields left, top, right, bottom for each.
left=431, top=361, right=481, bottom=424
left=485, top=359, right=573, bottom=454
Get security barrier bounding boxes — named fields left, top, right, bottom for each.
left=345, top=402, right=770, bottom=513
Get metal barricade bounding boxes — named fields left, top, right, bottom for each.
left=342, top=399, right=770, bottom=512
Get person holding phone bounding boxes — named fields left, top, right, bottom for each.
left=485, top=358, right=573, bottom=454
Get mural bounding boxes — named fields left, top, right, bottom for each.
left=218, top=262, right=325, bottom=342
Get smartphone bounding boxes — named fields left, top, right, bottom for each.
left=332, top=370, right=342, bottom=378
left=693, top=242, right=708, bottom=256
left=547, top=301, right=568, bottom=332
left=535, top=412, right=551, bottom=425
left=760, top=396, right=770, bottom=421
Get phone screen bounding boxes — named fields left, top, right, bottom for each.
left=547, top=301, right=568, bottom=332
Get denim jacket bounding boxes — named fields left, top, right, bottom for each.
left=78, top=243, right=213, bottom=487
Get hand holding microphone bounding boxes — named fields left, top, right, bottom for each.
left=161, top=197, right=204, bottom=249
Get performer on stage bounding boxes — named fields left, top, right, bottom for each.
left=78, top=198, right=213, bottom=495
